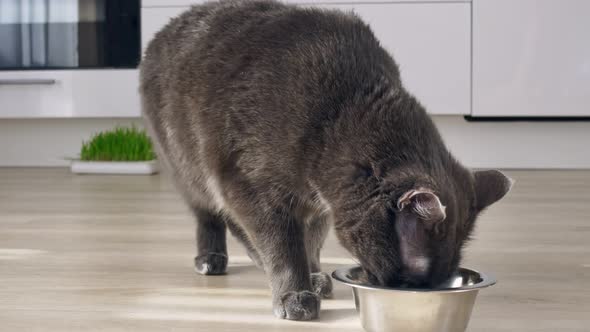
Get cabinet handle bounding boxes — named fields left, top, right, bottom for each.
left=0, top=79, right=56, bottom=85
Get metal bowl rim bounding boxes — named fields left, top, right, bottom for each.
left=332, top=266, right=497, bottom=294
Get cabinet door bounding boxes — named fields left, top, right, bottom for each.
left=473, top=0, right=590, bottom=117
left=142, top=7, right=189, bottom=51
left=318, top=3, right=471, bottom=115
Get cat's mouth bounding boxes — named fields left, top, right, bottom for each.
left=360, top=267, right=446, bottom=289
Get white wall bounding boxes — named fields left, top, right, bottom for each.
left=1, top=117, right=589, bottom=169
left=435, top=116, right=590, bottom=169
left=0, top=118, right=142, bottom=167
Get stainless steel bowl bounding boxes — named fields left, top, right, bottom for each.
left=332, top=266, right=496, bottom=332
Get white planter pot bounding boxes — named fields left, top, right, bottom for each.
left=70, top=160, right=159, bottom=175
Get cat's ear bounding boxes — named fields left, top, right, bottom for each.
left=473, top=170, right=514, bottom=211
left=397, top=188, right=446, bottom=223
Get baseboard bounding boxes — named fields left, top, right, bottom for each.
left=1, top=116, right=589, bottom=169
left=464, top=116, right=590, bottom=122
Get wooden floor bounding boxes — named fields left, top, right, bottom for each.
left=0, top=168, right=588, bottom=331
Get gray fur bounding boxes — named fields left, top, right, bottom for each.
left=140, top=0, right=512, bottom=321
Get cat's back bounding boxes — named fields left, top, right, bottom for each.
left=140, top=0, right=387, bottom=103
left=140, top=0, right=288, bottom=82
left=139, top=1, right=231, bottom=95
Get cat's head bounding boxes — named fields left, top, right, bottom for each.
left=334, top=169, right=513, bottom=288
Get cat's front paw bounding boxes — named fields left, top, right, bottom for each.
left=194, top=252, right=228, bottom=275
left=273, top=291, right=320, bottom=321
left=311, top=272, right=333, bottom=298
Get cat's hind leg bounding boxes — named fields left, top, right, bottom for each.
left=193, top=208, right=228, bottom=275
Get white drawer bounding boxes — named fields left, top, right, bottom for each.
left=0, top=71, right=71, bottom=118
left=141, top=2, right=471, bottom=115
left=0, top=70, right=140, bottom=118
left=69, top=70, right=140, bottom=118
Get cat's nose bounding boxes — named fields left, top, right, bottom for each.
left=404, top=256, right=430, bottom=277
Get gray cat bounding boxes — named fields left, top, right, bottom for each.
left=140, top=0, right=512, bottom=321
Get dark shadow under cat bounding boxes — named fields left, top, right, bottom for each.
left=140, top=0, right=512, bottom=321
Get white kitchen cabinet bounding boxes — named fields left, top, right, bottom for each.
left=472, top=0, right=590, bottom=117
left=321, top=3, right=470, bottom=115
left=142, top=2, right=471, bottom=115
left=142, top=7, right=189, bottom=51
left=0, top=70, right=139, bottom=118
